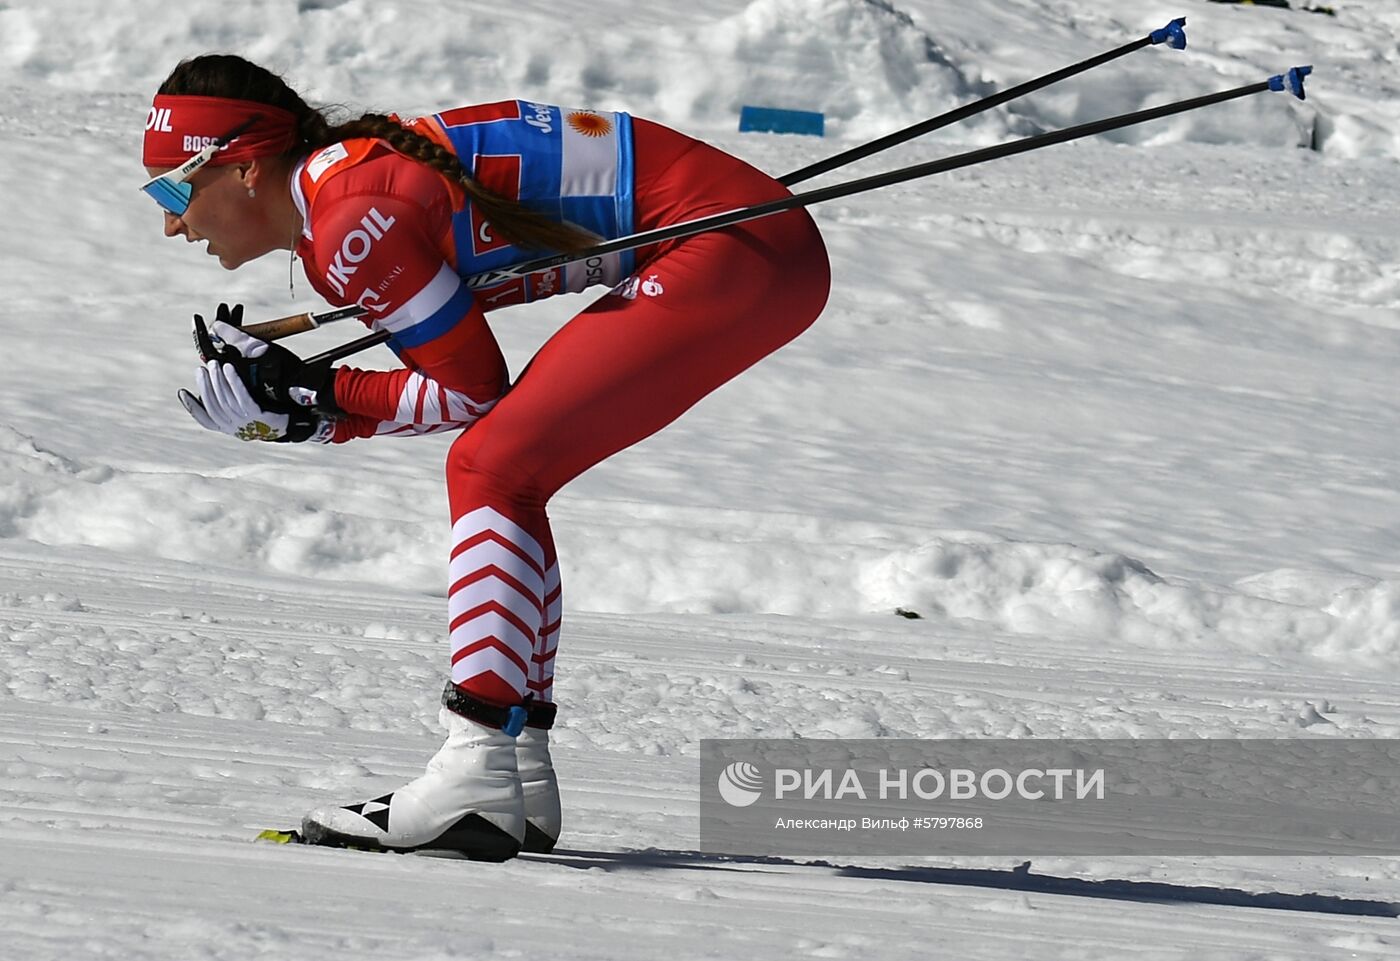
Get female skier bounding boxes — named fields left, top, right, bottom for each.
left=141, top=54, right=829, bottom=860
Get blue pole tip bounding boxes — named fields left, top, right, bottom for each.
left=1151, top=17, right=1188, bottom=49
left=1289, top=65, right=1313, bottom=101
left=1272, top=66, right=1312, bottom=100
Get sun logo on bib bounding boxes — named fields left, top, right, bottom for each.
left=566, top=111, right=612, bottom=138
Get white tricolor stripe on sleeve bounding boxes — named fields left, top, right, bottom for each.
left=375, top=263, right=464, bottom=336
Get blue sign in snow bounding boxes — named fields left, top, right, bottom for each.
left=739, top=106, right=825, bottom=137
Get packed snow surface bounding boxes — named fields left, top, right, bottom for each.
left=3, top=0, right=1400, bottom=958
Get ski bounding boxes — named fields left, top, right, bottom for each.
left=254, top=826, right=471, bottom=855
left=255, top=827, right=394, bottom=854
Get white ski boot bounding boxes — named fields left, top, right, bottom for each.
left=301, top=706, right=525, bottom=861
left=518, top=725, right=561, bottom=853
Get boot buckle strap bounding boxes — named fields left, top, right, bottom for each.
left=441, top=682, right=557, bottom=734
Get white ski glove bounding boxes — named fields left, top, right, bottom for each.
left=179, top=359, right=334, bottom=443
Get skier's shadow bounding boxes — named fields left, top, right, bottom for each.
left=528, top=848, right=1397, bottom=919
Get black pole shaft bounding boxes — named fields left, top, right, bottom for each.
left=480, top=80, right=1270, bottom=281
left=779, top=34, right=1154, bottom=187
left=307, top=330, right=390, bottom=365
left=780, top=80, right=1271, bottom=208
left=310, top=79, right=1272, bottom=367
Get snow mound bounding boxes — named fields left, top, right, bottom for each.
left=858, top=536, right=1171, bottom=635
left=0, top=425, right=94, bottom=538
left=5, top=431, right=1396, bottom=669
left=0, top=0, right=975, bottom=141
left=672, top=0, right=977, bottom=139
left=0, top=425, right=439, bottom=587
left=5, top=0, right=1392, bottom=154
left=861, top=535, right=1400, bottom=666
left=1320, top=582, right=1400, bottom=662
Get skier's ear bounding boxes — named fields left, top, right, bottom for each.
left=237, top=159, right=270, bottom=193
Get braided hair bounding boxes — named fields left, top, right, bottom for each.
left=158, top=54, right=600, bottom=254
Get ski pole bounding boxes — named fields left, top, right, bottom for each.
left=237, top=304, right=365, bottom=341
left=243, top=19, right=1189, bottom=345
left=779, top=17, right=1188, bottom=187
left=296, top=66, right=1311, bottom=366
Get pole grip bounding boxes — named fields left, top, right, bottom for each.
left=243, top=312, right=319, bottom=341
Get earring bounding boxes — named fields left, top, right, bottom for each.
left=247, top=187, right=257, bottom=199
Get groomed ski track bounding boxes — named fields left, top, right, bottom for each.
left=3, top=544, right=1397, bottom=959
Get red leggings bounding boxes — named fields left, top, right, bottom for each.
left=444, top=119, right=831, bottom=706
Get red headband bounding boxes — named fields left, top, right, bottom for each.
left=142, top=95, right=299, bottom=169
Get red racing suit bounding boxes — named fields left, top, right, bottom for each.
left=292, top=103, right=830, bottom=707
